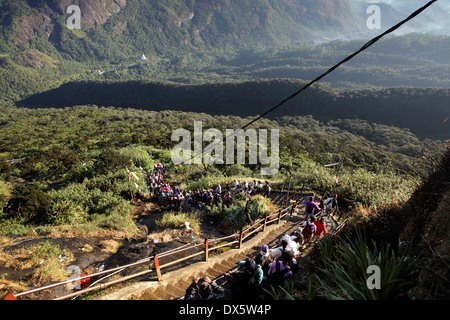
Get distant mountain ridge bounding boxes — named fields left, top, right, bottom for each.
left=0, top=0, right=364, bottom=58
left=1, top=0, right=448, bottom=62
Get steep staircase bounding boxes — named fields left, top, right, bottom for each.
left=97, top=191, right=338, bottom=300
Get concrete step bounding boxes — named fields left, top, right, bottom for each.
left=178, top=278, right=193, bottom=289
left=152, top=286, right=177, bottom=300
left=203, top=267, right=222, bottom=279
left=219, top=260, right=236, bottom=270
left=212, top=263, right=233, bottom=275
left=166, top=283, right=187, bottom=297
left=137, top=289, right=162, bottom=300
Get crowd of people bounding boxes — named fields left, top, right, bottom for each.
left=147, top=162, right=272, bottom=211
left=183, top=214, right=332, bottom=300
left=146, top=162, right=337, bottom=300
left=303, top=194, right=338, bottom=218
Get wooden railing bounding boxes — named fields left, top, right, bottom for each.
left=7, top=205, right=293, bottom=301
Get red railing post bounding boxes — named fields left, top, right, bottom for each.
left=205, top=239, right=209, bottom=262
left=239, top=231, right=244, bottom=249
left=1, top=292, right=16, bottom=300
left=154, top=256, right=162, bottom=282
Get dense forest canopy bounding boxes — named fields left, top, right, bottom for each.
left=16, top=79, right=450, bottom=140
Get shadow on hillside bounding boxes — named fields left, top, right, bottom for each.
left=17, top=80, right=450, bottom=140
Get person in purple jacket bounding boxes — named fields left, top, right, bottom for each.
left=304, top=196, right=321, bottom=218
left=267, top=252, right=293, bottom=287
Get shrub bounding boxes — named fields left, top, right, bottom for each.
left=93, top=149, right=129, bottom=176
left=185, top=172, right=230, bottom=191
left=5, top=184, right=52, bottom=224
left=0, top=180, right=12, bottom=214
left=205, top=194, right=271, bottom=233
left=118, top=146, right=155, bottom=172
left=88, top=209, right=135, bottom=233
left=0, top=218, right=29, bottom=236
left=156, top=211, right=199, bottom=231
left=49, top=181, right=130, bottom=217
left=335, top=169, right=418, bottom=210
left=48, top=200, right=85, bottom=225
left=222, top=164, right=253, bottom=177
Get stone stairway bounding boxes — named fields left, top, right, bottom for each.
left=130, top=215, right=312, bottom=300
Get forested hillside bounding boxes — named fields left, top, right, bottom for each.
left=0, top=0, right=367, bottom=58
left=0, top=105, right=430, bottom=231
left=0, top=0, right=449, bottom=104
left=18, top=79, right=450, bottom=140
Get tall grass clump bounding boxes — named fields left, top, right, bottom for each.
left=336, top=169, right=419, bottom=210
left=292, top=162, right=418, bottom=216
left=0, top=240, right=74, bottom=287
left=314, top=230, right=416, bottom=300
left=156, top=211, right=200, bottom=232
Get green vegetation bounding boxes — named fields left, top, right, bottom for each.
left=1, top=0, right=449, bottom=106
left=0, top=240, right=74, bottom=286
left=304, top=146, right=450, bottom=300
left=16, top=79, right=450, bottom=140
left=29, top=240, right=73, bottom=286
left=0, top=105, right=431, bottom=239
left=314, top=231, right=415, bottom=300
left=205, top=194, right=272, bottom=233
left=156, top=211, right=199, bottom=232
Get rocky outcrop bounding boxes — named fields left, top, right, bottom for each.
left=51, top=0, right=127, bottom=29
left=12, top=0, right=127, bottom=45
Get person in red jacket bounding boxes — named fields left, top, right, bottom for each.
left=312, top=217, right=331, bottom=238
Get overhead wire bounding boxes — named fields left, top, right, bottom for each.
left=181, top=0, right=438, bottom=164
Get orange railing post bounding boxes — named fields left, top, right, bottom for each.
left=2, top=292, right=16, bottom=300
left=154, top=256, right=162, bottom=282
left=239, top=231, right=244, bottom=249
left=205, top=239, right=209, bottom=262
